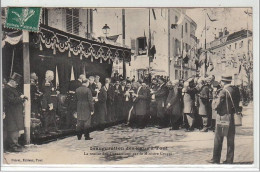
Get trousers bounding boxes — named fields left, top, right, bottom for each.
left=213, top=124, right=235, bottom=163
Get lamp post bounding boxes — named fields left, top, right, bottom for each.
left=102, top=24, right=110, bottom=37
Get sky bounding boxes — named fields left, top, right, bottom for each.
left=93, top=8, right=253, bottom=47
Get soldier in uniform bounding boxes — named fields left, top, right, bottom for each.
left=75, top=79, right=94, bottom=140
left=30, top=72, right=42, bottom=119
left=3, top=73, right=27, bottom=152
left=41, top=70, right=58, bottom=133
left=66, top=74, right=86, bottom=129
left=208, top=76, right=240, bottom=164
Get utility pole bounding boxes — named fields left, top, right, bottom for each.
left=180, top=23, right=184, bottom=79
left=23, top=30, right=31, bottom=144
left=204, top=9, right=207, bottom=77
left=168, top=9, right=171, bottom=80
left=122, top=9, right=126, bottom=78
left=148, top=8, right=151, bottom=84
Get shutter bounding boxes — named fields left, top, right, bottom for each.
left=66, top=9, right=72, bottom=33
left=73, top=9, right=79, bottom=35
left=135, top=38, right=138, bottom=56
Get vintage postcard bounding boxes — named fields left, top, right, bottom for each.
left=0, top=0, right=259, bottom=171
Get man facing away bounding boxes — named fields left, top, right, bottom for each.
left=75, top=79, right=94, bottom=140
left=208, top=75, right=240, bottom=164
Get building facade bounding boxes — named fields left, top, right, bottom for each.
left=128, top=8, right=198, bottom=81
left=207, top=29, right=253, bottom=85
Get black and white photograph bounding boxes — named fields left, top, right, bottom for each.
left=0, top=0, right=259, bottom=171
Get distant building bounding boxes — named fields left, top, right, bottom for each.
left=128, top=8, right=198, bottom=81
left=207, top=29, right=253, bottom=85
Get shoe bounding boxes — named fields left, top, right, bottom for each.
left=201, top=127, right=208, bottom=132
left=85, top=137, right=93, bottom=140
left=77, top=134, right=82, bottom=140
left=207, top=159, right=220, bottom=164
left=223, top=160, right=233, bottom=164
left=8, top=146, right=23, bottom=152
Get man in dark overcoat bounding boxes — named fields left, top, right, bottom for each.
left=66, top=74, right=86, bottom=129
left=130, top=82, right=148, bottom=128
left=149, top=78, right=159, bottom=125
left=114, top=80, right=123, bottom=122
left=154, top=77, right=169, bottom=128
left=208, top=75, right=240, bottom=164
left=89, top=76, right=97, bottom=96
left=165, top=80, right=182, bottom=130
left=3, top=73, right=27, bottom=152
left=104, top=78, right=115, bottom=123
left=93, top=82, right=107, bottom=130
left=76, top=79, right=94, bottom=140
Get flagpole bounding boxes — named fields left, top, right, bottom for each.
left=148, top=8, right=151, bottom=85
left=204, top=9, right=207, bottom=77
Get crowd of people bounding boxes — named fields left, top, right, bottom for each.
left=3, top=69, right=243, bottom=164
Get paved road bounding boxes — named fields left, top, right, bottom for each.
left=3, top=103, right=254, bottom=165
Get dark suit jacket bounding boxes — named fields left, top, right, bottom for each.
left=76, top=86, right=94, bottom=121
left=68, top=80, right=82, bottom=92
left=89, top=83, right=97, bottom=96
left=166, top=86, right=182, bottom=116
left=3, top=85, right=24, bottom=131
left=215, top=85, right=240, bottom=116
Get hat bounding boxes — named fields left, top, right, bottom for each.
left=10, top=72, right=22, bottom=84
left=221, top=75, right=232, bottom=82
left=158, top=76, right=166, bottom=82
left=212, top=81, right=220, bottom=88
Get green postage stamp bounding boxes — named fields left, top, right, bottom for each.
left=5, top=7, right=41, bottom=32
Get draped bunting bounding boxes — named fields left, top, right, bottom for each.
left=31, top=24, right=131, bottom=63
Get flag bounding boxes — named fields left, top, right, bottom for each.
left=55, top=66, right=59, bottom=89
left=207, top=13, right=217, bottom=22
left=171, top=13, right=184, bottom=29
left=70, top=66, right=75, bottom=81
left=152, top=9, right=156, bottom=20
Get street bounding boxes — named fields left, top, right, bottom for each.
left=3, top=103, right=254, bottom=165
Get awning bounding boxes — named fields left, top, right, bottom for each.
left=30, top=24, right=131, bottom=63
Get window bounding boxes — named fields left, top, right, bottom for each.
left=1, top=8, right=6, bottom=17
left=181, top=25, right=183, bottom=38
left=240, top=41, right=244, bottom=48
left=185, top=23, right=188, bottom=33
left=175, top=15, right=178, bottom=23
left=41, top=8, right=48, bottom=25
left=174, top=39, right=180, bottom=56
left=175, top=70, right=178, bottom=79
left=66, top=9, right=79, bottom=35
left=235, top=43, right=237, bottom=49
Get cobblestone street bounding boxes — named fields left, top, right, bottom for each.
left=3, top=104, right=254, bottom=165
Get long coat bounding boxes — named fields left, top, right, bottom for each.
left=154, top=83, right=168, bottom=118
left=3, top=85, right=24, bottom=132
left=104, top=84, right=115, bottom=122
left=133, top=86, right=148, bottom=116
left=76, top=85, right=94, bottom=124
left=166, top=86, right=182, bottom=120
left=198, top=85, right=210, bottom=116
left=94, top=87, right=107, bottom=125
left=183, top=87, right=196, bottom=114
left=41, top=80, right=58, bottom=110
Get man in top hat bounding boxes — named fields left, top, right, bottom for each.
left=3, top=72, right=27, bottom=152
left=104, top=78, right=115, bottom=123
left=208, top=75, right=240, bottom=164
